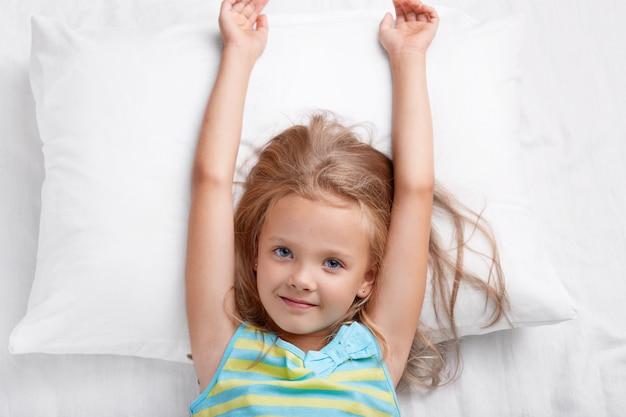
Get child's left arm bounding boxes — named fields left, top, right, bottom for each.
left=370, top=0, right=439, bottom=387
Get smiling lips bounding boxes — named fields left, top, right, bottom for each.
left=280, top=296, right=317, bottom=309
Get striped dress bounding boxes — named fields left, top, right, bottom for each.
left=189, top=322, right=400, bottom=416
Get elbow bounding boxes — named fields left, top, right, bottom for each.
left=418, top=174, right=435, bottom=194
left=395, top=174, right=435, bottom=196
left=412, top=181, right=435, bottom=203
left=191, top=160, right=233, bottom=190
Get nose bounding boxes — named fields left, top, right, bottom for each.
left=288, top=262, right=316, bottom=291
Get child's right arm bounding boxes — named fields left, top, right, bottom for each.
left=185, top=0, right=268, bottom=391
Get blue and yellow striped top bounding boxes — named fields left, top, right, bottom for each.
left=189, top=322, right=400, bottom=416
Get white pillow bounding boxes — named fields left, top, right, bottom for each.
left=9, top=7, right=576, bottom=362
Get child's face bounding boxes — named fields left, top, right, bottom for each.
left=255, top=194, right=375, bottom=349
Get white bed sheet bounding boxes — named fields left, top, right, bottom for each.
left=2, top=0, right=625, bottom=416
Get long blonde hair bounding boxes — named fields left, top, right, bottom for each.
left=233, top=113, right=508, bottom=388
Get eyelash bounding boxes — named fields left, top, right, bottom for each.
left=272, top=248, right=344, bottom=270
left=273, top=247, right=292, bottom=258
left=324, top=258, right=343, bottom=270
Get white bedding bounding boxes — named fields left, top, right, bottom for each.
left=2, top=0, right=625, bottom=416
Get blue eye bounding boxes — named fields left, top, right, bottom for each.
left=324, top=258, right=343, bottom=270
left=274, top=247, right=292, bottom=258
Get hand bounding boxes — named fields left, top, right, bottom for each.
left=219, top=0, right=269, bottom=62
left=379, top=0, right=439, bottom=58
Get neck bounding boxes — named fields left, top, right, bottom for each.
left=268, top=322, right=333, bottom=353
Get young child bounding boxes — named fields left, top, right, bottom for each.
left=185, top=0, right=507, bottom=415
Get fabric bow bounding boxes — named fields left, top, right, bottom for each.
left=303, top=322, right=380, bottom=378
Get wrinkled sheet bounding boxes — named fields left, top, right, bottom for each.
left=2, top=0, right=625, bottom=416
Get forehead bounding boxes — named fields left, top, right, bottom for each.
left=261, top=194, right=370, bottom=254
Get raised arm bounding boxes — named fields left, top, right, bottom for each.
left=185, top=0, right=268, bottom=391
left=371, top=0, right=438, bottom=387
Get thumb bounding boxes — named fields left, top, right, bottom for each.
left=379, top=12, right=394, bottom=33
left=256, top=14, right=268, bottom=34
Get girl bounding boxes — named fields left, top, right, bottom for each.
left=186, top=0, right=507, bottom=415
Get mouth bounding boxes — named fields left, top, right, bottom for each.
left=280, top=296, right=317, bottom=309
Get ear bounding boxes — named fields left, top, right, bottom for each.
left=253, top=249, right=259, bottom=271
left=357, top=264, right=377, bottom=299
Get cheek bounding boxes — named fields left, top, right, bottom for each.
left=255, top=269, right=275, bottom=311
left=255, top=266, right=270, bottom=290
left=256, top=262, right=282, bottom=290
left=321, top=278, right=361, bottom=308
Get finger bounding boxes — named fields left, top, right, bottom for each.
left=416, top=9, right=427, bottom=22
left=248, top=0, right=268, bottom=14
left=404, top=1, right=427, bottom=22
left=244, top=0, right=268, bottom=25
left=243, top=3, right=259, bottom=24
left=398, top=0, right=419, bottom=23
left=232, top=0, right=247, bottom=14
left=421, top=4, right=439, bottom=24
left=220, top=0, right=235, bottom=13
left=404, top=0, right=421, bottom=22
left=392, top=0, right=406, bottom=25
